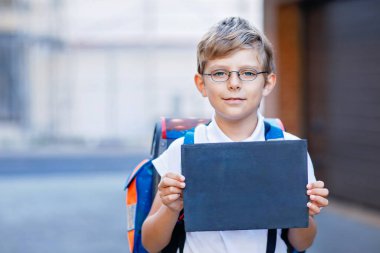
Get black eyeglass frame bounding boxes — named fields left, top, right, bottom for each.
left=202, top=70, right=268, bottom=82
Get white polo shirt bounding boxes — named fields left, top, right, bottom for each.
left=153, top=113, right=316, bottom=253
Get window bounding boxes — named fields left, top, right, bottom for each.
left=0, top=34, right=23, bottom=122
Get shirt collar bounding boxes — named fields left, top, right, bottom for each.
left=206, top=112, right=266, bottom=143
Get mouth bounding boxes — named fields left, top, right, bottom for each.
left=223, top=98, right=246, bottom=101
left=222, top=97, right=246, bottom=104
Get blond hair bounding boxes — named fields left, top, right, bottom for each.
left=197, top=17, right=275, bottom=74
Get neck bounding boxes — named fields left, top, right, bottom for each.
left=214, top=113, right=259, bottom=141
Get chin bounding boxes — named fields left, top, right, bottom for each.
left=217, top=113, right=257, bottom=123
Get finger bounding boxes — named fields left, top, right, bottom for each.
left=164, top=172, right=185, bottom=182
left=307, top=202, right=321, bottom=216
left=160, top=186, right=183, bottom=196
left=307, top=180, right=325, bottom=189
left=158, top=177, right=186, bottom=189
left=310, top=195, right=329, bottom=207
left=307, top=188, right=329, bottom=197
left=161, top=193, right=181, bottom=204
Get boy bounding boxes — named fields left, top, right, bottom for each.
left=142, top=17, right=329, bottom=253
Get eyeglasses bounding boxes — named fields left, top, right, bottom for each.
left=202, top=69, right=268, bottom=82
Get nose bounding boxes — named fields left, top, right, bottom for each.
left=227, top=71, right=241, bottom=90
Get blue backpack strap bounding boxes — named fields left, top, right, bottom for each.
left=124, top=159, right=150, bottom=190
left=183, top=128, right=195, bottom=144
left=264, top=119, right=283, bottom=253
left=264, top=119, right=305, bottom=253
left=266, top=229, right=277, bottom=253
left=125, top=160, right=154, bottom=253
left=264, top=120, right=284, bottom=140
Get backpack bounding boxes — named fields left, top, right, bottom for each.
left=124, top=117, right=305, bottom=253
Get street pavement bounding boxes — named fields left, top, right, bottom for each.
left=1, top=154, right=380, bottom=253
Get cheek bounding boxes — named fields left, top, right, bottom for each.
left=204, top=85, right=221, bottom=97
left=207, top=92, right=219, bottom=104
left=247, top=86, right=264, bottom=98
left=205, top=88, right=222, bottom=105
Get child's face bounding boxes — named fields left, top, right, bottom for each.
left=195, top=48, right=276, bottom=124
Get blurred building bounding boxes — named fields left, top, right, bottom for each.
left=264, top=0, right=380, bottom=210
left=0, top=0, right=264, bottom=151
left=1, top=0, right=379, bottom=214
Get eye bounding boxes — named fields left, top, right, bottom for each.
left=240, top=69, right=257, bottom=77
left=211, top=70, right=228, bottom=77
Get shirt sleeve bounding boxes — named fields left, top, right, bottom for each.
left=152, top=137, right=184, bottom=177
left=283, top=132, right=317, bottom=183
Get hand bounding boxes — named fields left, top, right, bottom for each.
left=158, top=172, right=186, bottom=212
left=306, top=181, right=329, bottom=216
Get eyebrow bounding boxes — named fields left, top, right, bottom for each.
left=207, top=65, right=260, bottom=70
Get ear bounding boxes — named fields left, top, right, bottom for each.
left=194, top=73, right=207, bottom=97
left=262, top=73, right=276, bottom=97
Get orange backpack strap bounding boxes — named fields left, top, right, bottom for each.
left=125, top=159, right=153, bottom=253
